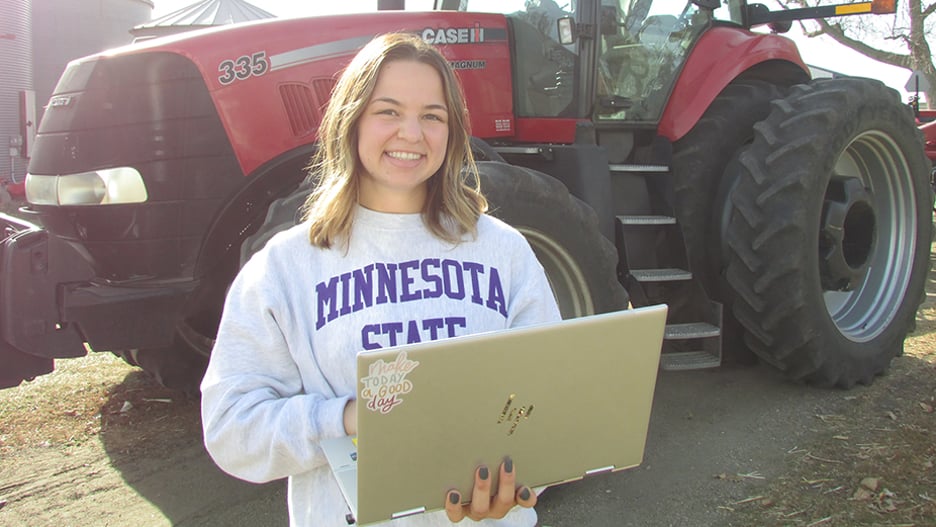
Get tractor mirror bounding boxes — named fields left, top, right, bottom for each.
left=558, top=17, right=575, bottom=45
left=872, top=0, right=897, bottom=13
left=769, top=20, right=793, bottom=33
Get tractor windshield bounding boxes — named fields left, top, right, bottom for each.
left=595, top=0, right=714, bottom=121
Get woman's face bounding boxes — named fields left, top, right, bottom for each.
left=356, top=59, right=449, bottom=213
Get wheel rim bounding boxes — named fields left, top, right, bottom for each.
left=178, top=319, right=216, bottom=357
left=822, top=130, right=917, bottom=342
left=518, top=227, right=594, bottom=318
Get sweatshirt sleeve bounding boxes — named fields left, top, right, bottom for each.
left=200, top=247, right=349, bottom=484
left=504, top=232, right=562, bottom=328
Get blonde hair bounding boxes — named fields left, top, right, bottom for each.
left=303, top=32, right=487, bottom=249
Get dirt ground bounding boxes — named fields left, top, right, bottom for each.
left=1, top=197, right=934, bottom=525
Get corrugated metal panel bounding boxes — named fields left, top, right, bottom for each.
left=0, top=0, right=32, bottom=183
left=138, top=0, right=275, bottom=29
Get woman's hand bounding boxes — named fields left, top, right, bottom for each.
left=343, top=399, right=357, bottom=436
left=444, top=457, right=536, bottom=522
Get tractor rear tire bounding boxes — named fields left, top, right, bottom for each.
left=724, top=78, right=932, bottom=388
left=477, top=161, right=628, bottom=317
left=243, top=162, right=628, bottom=319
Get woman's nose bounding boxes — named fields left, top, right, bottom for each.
left=397, top=116, right=423, bottom=141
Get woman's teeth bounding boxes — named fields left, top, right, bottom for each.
left=387, top=151, right=421, bottom=161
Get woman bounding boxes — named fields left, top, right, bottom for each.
left=201, top=33, right=560, bottom=526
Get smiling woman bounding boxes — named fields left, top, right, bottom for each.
left=199, top=32, right=561, bottom=527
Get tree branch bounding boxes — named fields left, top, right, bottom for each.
left=922, top=2, right=936, bottom=17
left=812, top=18, right=912, bottom=69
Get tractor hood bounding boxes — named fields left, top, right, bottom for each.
left=52, top=11, right=515, bottom=177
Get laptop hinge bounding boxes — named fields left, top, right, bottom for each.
left=345, top=513, right=356, bottom=525
left=585, top=465, right=615, bottom=476
left=392, top=506, right=427, bottom=519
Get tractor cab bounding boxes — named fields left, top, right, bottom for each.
left=457, top=0, right=722, bottom=122
left=455, top=0, right=891, bottom=126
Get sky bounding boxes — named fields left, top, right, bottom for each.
left=149, top=0, right=920, bottom=100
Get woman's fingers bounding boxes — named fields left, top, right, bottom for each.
left=444, top=489, right=465, bottom=523
left=489, top=457, right=517, bottom=517
left=467, top=465, right=492, bottom=520
left=444, top=458, right=533, bottom=522
left=516, top=485, right=536, bottom=508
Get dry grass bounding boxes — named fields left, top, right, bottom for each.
left=0, top=353, right=134, bottom=455
left=0, top=352, right=200, bottom=461
left=727, top=248, right=936, bottom=526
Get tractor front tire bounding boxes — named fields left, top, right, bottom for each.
left=724, top=78, right=932, bottom=388
left=119, top=184, right=312, bottom=395
left=672, top=79, right=785, bottom=293
left=117, top=329, right=210, bottom=396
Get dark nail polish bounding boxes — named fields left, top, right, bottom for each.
left=479, top=466, right=489, bottom=480
left=519, top=487, right=531, bottom=501
left=504, top=457, right=513, bottom=474
left=449, top=492, right=460, bottom=505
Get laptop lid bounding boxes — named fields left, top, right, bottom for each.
left=352, top=303, right=667, bottom=525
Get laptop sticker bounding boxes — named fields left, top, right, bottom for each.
left=360, top=351, right=420, bottom=414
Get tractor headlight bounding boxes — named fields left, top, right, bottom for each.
left=26, top=167, right=148, bottom=206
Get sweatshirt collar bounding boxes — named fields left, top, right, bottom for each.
left=354, top=204, right=426, bottom=231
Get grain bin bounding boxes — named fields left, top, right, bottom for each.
left=0, top=0, right=33, bottom=184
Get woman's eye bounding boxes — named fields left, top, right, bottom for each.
left=424, top=114, right=445, bottom=122
left=377, top=109, right=397, bottom=116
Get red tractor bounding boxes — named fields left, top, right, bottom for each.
left=1, top=0, right=931, bottom=392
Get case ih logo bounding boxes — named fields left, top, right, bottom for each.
left=421, top=23, right=504, bottom=45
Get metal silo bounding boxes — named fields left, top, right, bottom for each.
left=0, top=0, right=33, bottom=185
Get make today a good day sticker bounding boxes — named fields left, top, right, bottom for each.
left=360, top=351, right=420, bottom=415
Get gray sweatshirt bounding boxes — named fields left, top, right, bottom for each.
left=201, top=206, right=561, bottom=527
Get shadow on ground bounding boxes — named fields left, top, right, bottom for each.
left=98, top=370, right=287, bottom=526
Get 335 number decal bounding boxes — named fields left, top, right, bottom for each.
left=218, top=51, right=269, bottom=85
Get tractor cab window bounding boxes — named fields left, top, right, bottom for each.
left=596, top=0, right=712, bottom=121
left=464, top=1, right=579, bottom=117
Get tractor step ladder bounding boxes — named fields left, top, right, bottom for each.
left=612, top=164, right=722, bottom=370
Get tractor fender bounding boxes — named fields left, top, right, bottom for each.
left=659, top=27, right=810, bottom=142
left=921, top=119, right=936, bottom=162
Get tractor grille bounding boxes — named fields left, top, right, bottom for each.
left=279, top=78, right=335, bottom=138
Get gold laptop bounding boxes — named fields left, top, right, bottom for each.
left=321, top=303, right=667, bottom=525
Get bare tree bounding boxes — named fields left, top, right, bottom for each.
left=778, top=0, right=935, bottom=107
